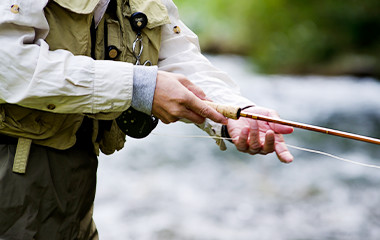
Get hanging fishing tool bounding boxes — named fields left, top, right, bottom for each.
left=205, top=101, right=380, bottom=145
left=116, top=12, right=158, bottom=138
left=130, top=12, right=151, bottom=66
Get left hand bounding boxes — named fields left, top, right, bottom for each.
left=152, top=71, right=228, bottom=125
left=227, top=106, right=294, bottom=163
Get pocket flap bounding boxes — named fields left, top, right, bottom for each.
left=53, top=0, right=100, bottom=14
left=125, top=0, right=170, bottom=29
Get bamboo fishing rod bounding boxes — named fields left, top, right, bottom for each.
left=205, top=101, right=380, bottom=145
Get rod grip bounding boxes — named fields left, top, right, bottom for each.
left=204, top=101, right=241, bottom=119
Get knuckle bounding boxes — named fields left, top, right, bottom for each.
left=249, top=150, right=259, bottom=155
left=199, top=106, right=210, bottom=117
left=249, top=146, right=260, bottom=153
left=160, top=118, right=170, bottom=124
left=177, top=97, right=187, bottom=105
left=162, top=116, right=177, bottom=124
left=249, top=141, right=262, bottom=150
left=168, top=116, right=179, bottom=123
left=235, top=142, right=248, bottom=152
left=170, top=106, right=183, bottom=117
left=177, top=74, right=187, bottom=81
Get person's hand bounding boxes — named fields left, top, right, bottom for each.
left=227, top=106, right=294, bottom=163
left=152, top=71, right=228, bottom=125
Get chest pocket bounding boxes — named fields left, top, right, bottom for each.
left=119, top=0, right=170, bottom=65
left=44, top=0, right=97, bottom=55
left=52, top=0, right=100, bottom=14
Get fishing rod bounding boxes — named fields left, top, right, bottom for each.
left=205, top=101, right=380, bottom=145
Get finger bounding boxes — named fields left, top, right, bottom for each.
left=187, top=97, right=228, bottom=125
left=274, top=136, right=294, bottom=163
left=152, top=106, right=180, bottom=124
left=154, top=112, right=179, bottom=124
left=261, top=130, right=275, bottom=154
left=178, top=77, right=207, bottom=100
left=276, top=145, right=294, bottom=163
left=181, top=110, right=206, bottom=124
left=235, top=127, right=250, bottom=152
left=266, top=111, right=294, bottom=134
left=269, top=122, right=294, bottom=134
left=248, top=120, right=262, bottom=153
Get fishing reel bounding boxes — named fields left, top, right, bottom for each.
left=116, top=107, right=158, bottom=138
left=115, top=12, right=159, bottom=138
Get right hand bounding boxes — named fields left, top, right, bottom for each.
left=226, top=106, right=294, bottom=163
left=152, top=71, right=228, bottom=125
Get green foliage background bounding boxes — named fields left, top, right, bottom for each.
left=174, top=0, right=380, bottom=77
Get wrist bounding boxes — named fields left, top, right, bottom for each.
left=131, top=65, right=158, bottom=115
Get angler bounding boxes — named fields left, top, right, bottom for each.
left=0, top=0, right=293, bottom=239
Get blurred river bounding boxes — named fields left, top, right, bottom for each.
left=94, top=55, right=380, bottom=240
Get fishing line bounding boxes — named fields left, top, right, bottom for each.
left=152, top=132, right=236, bottom=141
left=151, top=132, right=380, bottom=170
left=286, top=144, right=380, bottom=169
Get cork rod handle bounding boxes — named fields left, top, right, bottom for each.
left=204, top=101, right=241, bottom=119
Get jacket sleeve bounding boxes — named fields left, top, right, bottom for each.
left=0, top=0, right=133, bottom=114
left=158, top=0, right=254, bottom=148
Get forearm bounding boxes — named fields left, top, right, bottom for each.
left=0, top=5, right=134, bottom=115
left=0, top=40, right=134, bottom=114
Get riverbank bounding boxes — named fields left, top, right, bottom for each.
left=175, top=0, right=380, bottom=78
left=202, top=46, right=379, bottom=78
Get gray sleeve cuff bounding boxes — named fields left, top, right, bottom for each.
left=131, top=65, right=158, bottom=115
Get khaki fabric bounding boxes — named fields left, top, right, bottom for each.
left=126, top=0, right=170, bottom=29
left=45, top=1, right=94, bottom=56
left=0, top=0, right=170, bottom=239
left=0, top=104, right=82, bottom=150
left=0, top=0, right=169, bottom=155
left=53, top=0, right=101, bottom=14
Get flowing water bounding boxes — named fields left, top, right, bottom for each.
left=94, top=55, right=380, bottom=240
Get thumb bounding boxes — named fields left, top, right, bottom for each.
left=178, top=77, right=207, bottom=100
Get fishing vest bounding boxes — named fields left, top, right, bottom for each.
left=0, top=0, right=170, bottom=155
